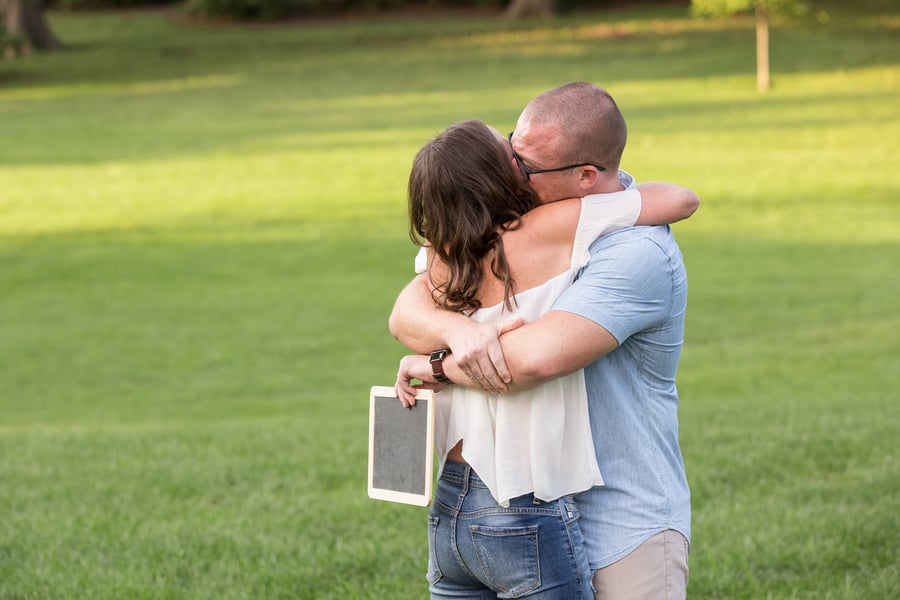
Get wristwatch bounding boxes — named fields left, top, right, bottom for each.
left=429, top=348, right=451, bottom=383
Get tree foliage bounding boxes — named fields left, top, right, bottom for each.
left=691, top=0, right=806, bottom=18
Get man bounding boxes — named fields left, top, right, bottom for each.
left=390, top=82, right=691, bottom=600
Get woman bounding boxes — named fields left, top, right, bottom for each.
left=397, top=119, right=697, bottom=599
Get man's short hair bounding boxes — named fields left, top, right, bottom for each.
left=524, top=82, right=627, bottom=172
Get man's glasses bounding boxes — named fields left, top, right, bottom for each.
left=508, top=132, right=606, bottom=181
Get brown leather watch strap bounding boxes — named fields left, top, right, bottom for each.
left=429, top=348, right=451, bottom=383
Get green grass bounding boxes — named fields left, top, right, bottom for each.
left=1, top=2, right=898, bottom=598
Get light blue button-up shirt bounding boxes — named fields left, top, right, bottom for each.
left=553, top=224, right=691, bottom=570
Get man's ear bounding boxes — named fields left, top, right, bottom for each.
left=578, top=166, right=601, bottom=190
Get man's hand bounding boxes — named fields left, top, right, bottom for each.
left=445, top=318, right=524, bottom=393
left=395, top=354, right=448, bottom=408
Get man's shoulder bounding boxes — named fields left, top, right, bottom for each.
left=590, top=224, right=674, bottom=250
left=584, top=226, right=684, bottom=279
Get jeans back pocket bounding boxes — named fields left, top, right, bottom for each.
left=469, top=524, right=540, bottom=597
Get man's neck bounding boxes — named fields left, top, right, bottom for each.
left=585, top=169, right=629, bottom=195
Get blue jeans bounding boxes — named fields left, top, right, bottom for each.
left=427, top=461, right=593, bottom=600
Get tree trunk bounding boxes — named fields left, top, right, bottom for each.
left=755, top=1, right=770, bottom=92
left=505, top=0, right=555, bottom=19
left=2, top=0, right=62, bottom=57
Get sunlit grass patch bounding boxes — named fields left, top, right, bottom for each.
left=1, top=5, right=898, bottom=599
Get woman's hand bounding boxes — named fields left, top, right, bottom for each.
left=395, top=354, right=448, bottom=408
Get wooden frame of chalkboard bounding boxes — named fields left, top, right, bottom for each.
left=367, top=386, right=436, bottom=506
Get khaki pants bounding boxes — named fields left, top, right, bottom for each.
left=592, top=529, right=689, bottom=600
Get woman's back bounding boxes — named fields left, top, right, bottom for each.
left=471, top=198, right=582, bottom=309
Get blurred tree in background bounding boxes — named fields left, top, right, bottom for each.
left=2, top=0, right=687, bottom=53
left=1, top=0, right=62, bottom=56
left=691, top=0, right=809, bottom=91
left=23, top=0, right=687, bottom=23
left=505, top=0, right=553, bottom=18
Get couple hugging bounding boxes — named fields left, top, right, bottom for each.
left=389, top=82, right=697, bottom=600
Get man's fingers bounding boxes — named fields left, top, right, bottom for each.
left=458, top=358, right=480, bottom=382
left=484, top=318, right=520, bottom=384
left=475, top=356, right=505, bottom=391
left=486, top=347, right=511, bottom=385
left=461, top=359, right=503, bottom=393
left=447, top=318, right=519, bottom=391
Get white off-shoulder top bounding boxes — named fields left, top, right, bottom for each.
left=432, top=188, right=642, bottom=506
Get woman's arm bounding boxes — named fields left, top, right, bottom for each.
left=635, top=182, right=700, bottom=225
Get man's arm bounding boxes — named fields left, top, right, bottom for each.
left=396, top=230, right=674, bottom=405
left=388, top=274, right=522, bottom=391
left=476, top=311, right=618, bottom=384
left=395, top=310, right=616, bottom=407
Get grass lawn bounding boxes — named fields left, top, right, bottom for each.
left=1, top=2, right=898, bottom=598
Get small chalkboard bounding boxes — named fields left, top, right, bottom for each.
left=368, top=386, right=436, bottom=506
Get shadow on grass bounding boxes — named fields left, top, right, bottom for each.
left=16, top=5, right=898, bottom=89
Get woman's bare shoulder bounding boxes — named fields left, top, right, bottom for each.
left=512, top=197, right=582, bottom=243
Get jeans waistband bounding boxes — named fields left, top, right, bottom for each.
left=439, top=459, right=489, bottom=488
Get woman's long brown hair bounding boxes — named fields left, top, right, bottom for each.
left=408, top=119, right=539, bottom=314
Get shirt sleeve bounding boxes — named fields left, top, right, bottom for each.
left=554, top=228, right=674, bottom=345
left=571, top=188, right=642, bottom=269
